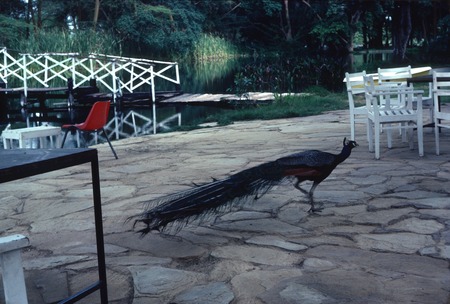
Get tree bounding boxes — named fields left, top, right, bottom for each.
left=112, top=0, right=204, bottom=57
left=392, top=1, right=412, bottom=62
left=0, top=0, right=29, bottom=46
left=1, top=0, right=449, bottom=61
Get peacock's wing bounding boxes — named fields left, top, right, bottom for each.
left=276, top=150, right=336, bottom=168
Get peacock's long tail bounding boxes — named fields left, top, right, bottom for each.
left=129, top=161, right=285, bottom=235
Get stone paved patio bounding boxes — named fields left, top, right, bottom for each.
left=1, top=109, right=450, bottom=303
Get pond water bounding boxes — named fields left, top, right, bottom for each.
left=176, top=50, right=394, bottom=95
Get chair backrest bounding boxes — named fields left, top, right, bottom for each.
left=345, top=71, right=366, bottom=94
left=345, top=71, right=366, bottom=110
left=433, top=71, right=450, bottom=117
left=365, top=74, right=421, bottom=114
left=363, top=75, right=375, bottom=94
left=81, top=101, right=111, bottom=131
left=378, top=66, right=412, bottom=85
left=432, top=71, right=450, bottom=96
left=363, top=75, right=378, bottom=113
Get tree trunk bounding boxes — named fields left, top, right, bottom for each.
left=94, top=0, right=100, bottom=29
left=283, top=0, right=293, bottom=41
left=27, top=0, right=34, bottom=35
left=37, top=0, right=42, bottom=29
left=392, top=1, right=412, bottom=63
left=347, top=10, right=362, bottom=52
left=370, top=18, right=384, bottom=49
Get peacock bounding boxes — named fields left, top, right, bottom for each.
left=129, top=138, right=358, bottom=235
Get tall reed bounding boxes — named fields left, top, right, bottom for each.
left=192, top=34, right=239, bottom=61
left=6, top=29, right=121, bottom=88
left=12, top=28, right=121, bottom=56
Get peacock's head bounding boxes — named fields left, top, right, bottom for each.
left=343, top=137, right=358, bottom=149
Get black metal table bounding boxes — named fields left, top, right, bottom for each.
left=0, top=148, right=108, bottom=303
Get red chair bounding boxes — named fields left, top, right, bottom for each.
left=61, top=101, right=118, bottom=159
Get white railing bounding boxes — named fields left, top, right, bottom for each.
left=0, top=47, right=181, bottom=135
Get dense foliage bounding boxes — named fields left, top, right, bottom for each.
left=0, top=1, right=449, bottom=92
left=1, top=0, right=449, bottom=60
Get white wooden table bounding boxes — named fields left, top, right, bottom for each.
left=2, top=126, right=61, bottom=149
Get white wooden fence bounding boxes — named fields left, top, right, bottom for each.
left=0, top=47, right=181, bottom=135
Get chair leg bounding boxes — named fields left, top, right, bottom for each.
left=418, top=122, right=424, bottom=157
left=401, top=122, right=407, bottom=143
left=350, top=115, right=355, bottom=141
left=367, top=119, right=372, bottom=150
left=61, top=128, right=80, bottom=148
left=387, top=128, right=392, bottom=149
left=435, top=121, right=440, bottom=156
left=407, top=124, right=414, bottom=150
left=375, top=123, right=380, bottom=160
left=101, top=128, right=118, bottom=159
left=0, top=235, right=30, bottom=304
left=367, top=119, right=374, bottom=153
left=417, top=108, right=424, bottom=156
left=61, top=130, right=70, bottom=148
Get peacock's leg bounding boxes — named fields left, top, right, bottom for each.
left=307, top=183, right=323, bottom=213
left=294, top=179, right=309, bottom=196
left=295, top=179, right=319, bottom=212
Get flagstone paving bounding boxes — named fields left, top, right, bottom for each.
left=1, top=109, right=450, bottom=303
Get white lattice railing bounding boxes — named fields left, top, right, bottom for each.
left=0, top=47, right=180, bottom=95
left=0, top=47, right=181, bottom=135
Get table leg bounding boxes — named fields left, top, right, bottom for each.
left=91, top=155, right=108, bottom=303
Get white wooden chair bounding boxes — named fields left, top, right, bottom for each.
left=364, top=75, right=424, bottom=159
left=422, top=69, right=434, bottom=121
left=379, top=65, right=433, bottom=118
left=345, top=71, right=366, bottom=140
left=378, top=66, right=412, bottom=108
left=0, top=234, right=30, bottom=304
left=378, top=65, right=412, bottom=85
left=433, top=71, right=450, bottom=155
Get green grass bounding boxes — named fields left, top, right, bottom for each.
left=171, top=87, right=348, bottom=131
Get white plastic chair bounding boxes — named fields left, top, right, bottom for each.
left=345, top=71, right=366, bottom=140
left=364, top=75, right=424, bottom=159
left=433, top=71, right=450, bottom=155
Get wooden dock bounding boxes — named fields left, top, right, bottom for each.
left=112, top=91, right=288, bottom=109
left=158, top=92, right=279, bottom=108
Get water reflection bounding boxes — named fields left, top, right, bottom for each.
left=176, top=52, right=392, bottom=94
